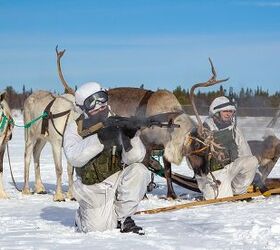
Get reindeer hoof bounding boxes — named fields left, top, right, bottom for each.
left=66, top=191, right=75, bottom=201
left=35, top=183, right=47, bottom=194
left=53, top=193, right=65, bottom=202
left=0, top=192, right=9, bottom=199
left=22, top=188, right=33, bottom=195
left=166, top=193, right=177, bottom=200
left=37, top=190, right=47, bottom=195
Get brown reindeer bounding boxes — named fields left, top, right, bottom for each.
left=0, top=91, right=13, bottom=199
left=56, top=47, right=228, bottom=198
left=249, top=135, right=280, bottom=182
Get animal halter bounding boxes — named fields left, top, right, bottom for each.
left=185, top=135, right=210, bottom=156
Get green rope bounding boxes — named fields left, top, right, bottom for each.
left=0, top=113, right=8, bottom=132
left=1, top=112, right=48, bottom=129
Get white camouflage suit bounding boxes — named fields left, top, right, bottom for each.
left=195, top=98, right=258, bottom=200
left=63, top=120, right=150, bottom=233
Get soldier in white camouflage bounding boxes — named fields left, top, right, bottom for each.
left=63, top=82, right=150, bottom=235
left=195, top=96, right=259, bottom=200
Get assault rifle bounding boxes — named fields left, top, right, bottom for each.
left=103, top=113, right=180, bottom=151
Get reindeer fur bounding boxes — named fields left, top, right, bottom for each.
left=22, top=91, right=78, bottom=201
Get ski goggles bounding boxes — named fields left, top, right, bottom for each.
left=78, top=91, right=108, bottom=111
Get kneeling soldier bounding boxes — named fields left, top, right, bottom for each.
left=63, top=82, right=150, bottom=235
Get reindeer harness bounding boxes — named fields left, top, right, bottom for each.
left=186, top=127, right=239, bottom=173
left=41, top=97, right=71, bottom=137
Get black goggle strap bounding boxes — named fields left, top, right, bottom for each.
left=213, top=101, right=236, bottom=111
left=79, top=91, right=108, bottom=111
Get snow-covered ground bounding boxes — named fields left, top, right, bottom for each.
left=1, top=113, right=280, bottom=250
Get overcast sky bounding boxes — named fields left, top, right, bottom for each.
left=1, top=0, right=280, bottom=93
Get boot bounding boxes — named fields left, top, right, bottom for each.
left=252, top=173, right=269, bottom=194
left=119, top=217, right=145, bottom=235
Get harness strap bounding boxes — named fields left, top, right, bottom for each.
left=51, top=109, right=71, bottom=119
left=135, top=90, right=154, bottom=117
left=49, top=109, right=71, bottom=137
left=61, top=111, right=71, bottom=147
left=41, top=98, right=56, bottom=136
left=41, top=97, right=72, bottom=137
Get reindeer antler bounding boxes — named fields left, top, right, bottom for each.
left=56, top=45, right=75, bottom=95
left=190, top=58, right=229, bottom=135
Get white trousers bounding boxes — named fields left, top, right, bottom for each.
left=196, top=156, right=258, bottom=200
left=73, top=163, right=150, bottom=232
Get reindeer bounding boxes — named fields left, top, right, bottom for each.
left=0, top=91, right=13, bottom=199
left=56, top=47, right=228, bottom=198
left=21, top=49, right=78, bottom=201
left=249, top=135, right=280, bottom=182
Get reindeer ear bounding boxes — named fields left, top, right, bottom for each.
left=0, top=91, right=6, bottom=102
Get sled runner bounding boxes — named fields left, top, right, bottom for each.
left=136, top=180, right=280, bottom=215
left=170, top=171, right=280, bottom=194
left=170, top=172, right=200, bottom=192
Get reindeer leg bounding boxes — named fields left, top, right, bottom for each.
left=51, top=143, right=65, bottom=202
left=0, top=147, right=8, bottom=199
left=163, top=157, right=177, bottom=199
left=33, top=139, right=47, bottom=194
left=66, top=161, right=75, bottom=200
left=22, top=139, right=34, bottom=195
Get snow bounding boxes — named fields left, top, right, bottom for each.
left=0, top=113, right=280, bottom=250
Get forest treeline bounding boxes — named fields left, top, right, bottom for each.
left=173, top=85, right=280, bottom=116
left=4, top=84, right=280, bottom=116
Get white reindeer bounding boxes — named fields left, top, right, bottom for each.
left=0, top=91, right=13, bottom=199
left=22, top=90, right=78, bottom=201
left=22, top=48, right=78, bottom=201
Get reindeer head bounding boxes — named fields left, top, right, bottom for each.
left=183, top=58, right=229, bottom=175
left=184, top=126, right=227, bottom=176
left=184, top=128, right=211, bottom=175
left=259, top=135, right=280, bottom=163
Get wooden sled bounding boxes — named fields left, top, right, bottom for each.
left=165, top=137, right=280, bottom=193
left=137, top=181, right=280, bottom=215
left=170, top=172, right=200, bottom=192
left=170, top=170, right=280, bottom=194
left=247, top=178, right=280, bottom=193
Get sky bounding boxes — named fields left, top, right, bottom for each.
left=0, top=0, right=280, bottom=94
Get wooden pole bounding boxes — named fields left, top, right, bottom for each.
left=136, top=187, right=280, bottom=215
